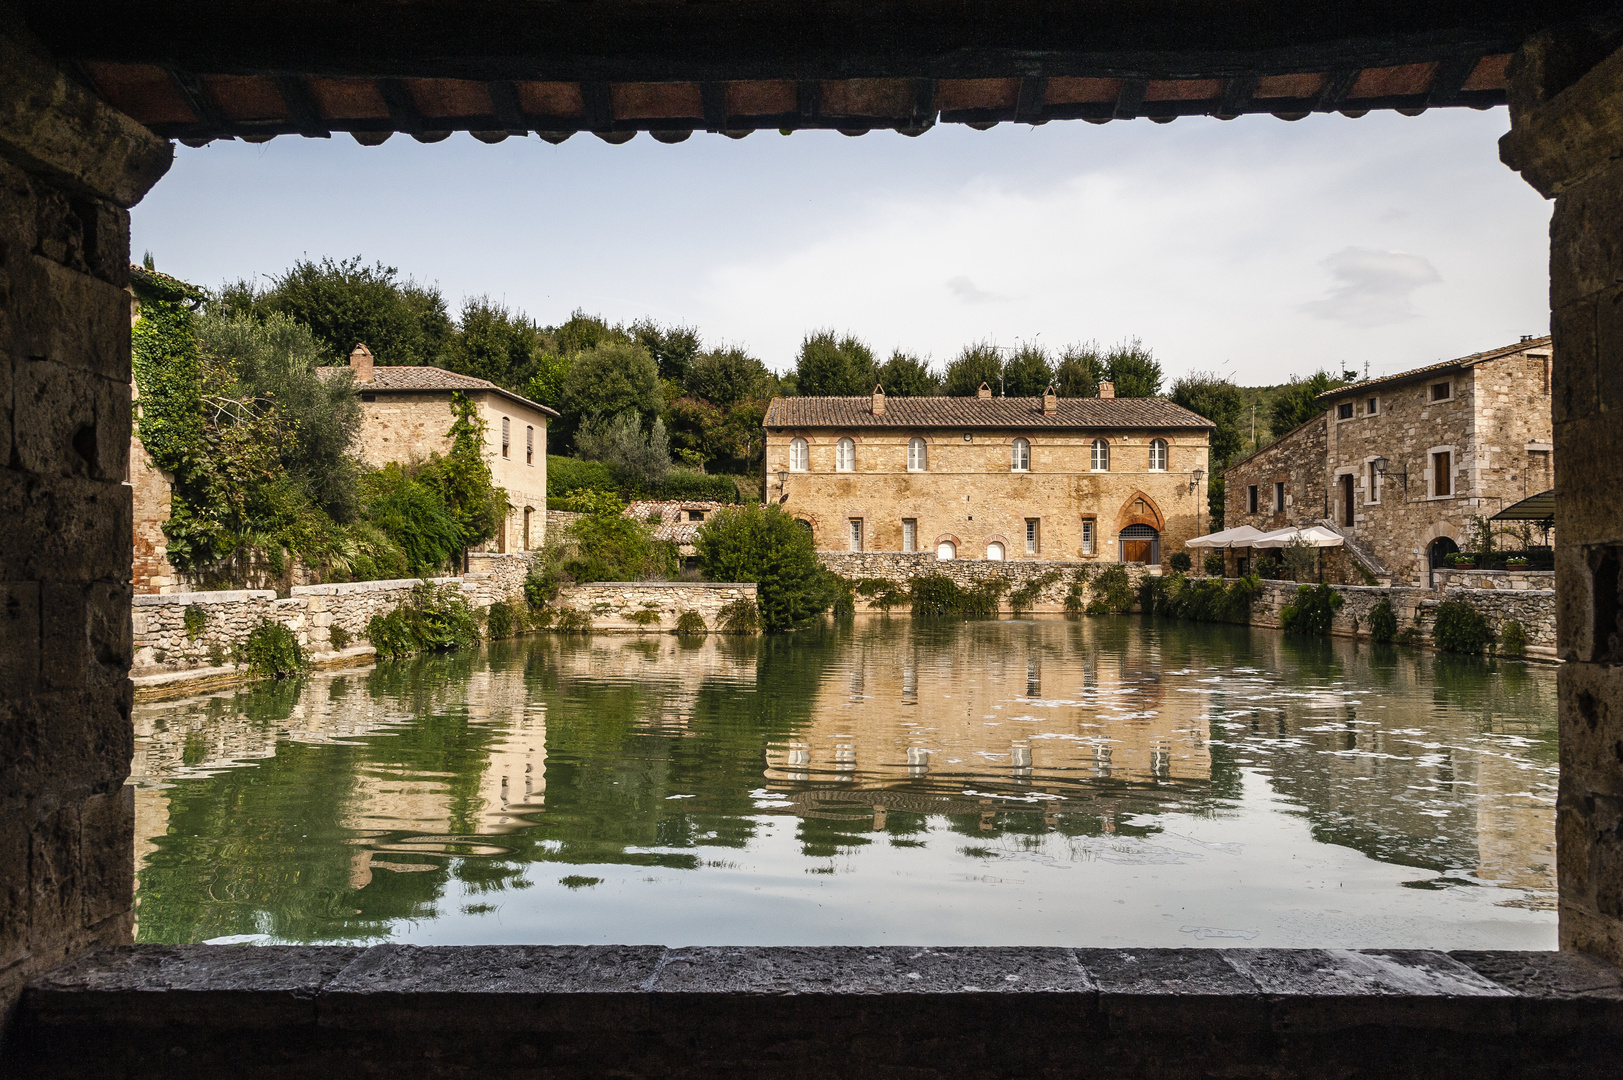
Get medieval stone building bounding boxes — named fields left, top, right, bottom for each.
left=763, top=384, right=1213, bottom=565
left=1223, top=336, right=1554, bottom=585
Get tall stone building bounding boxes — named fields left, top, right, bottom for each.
left=1223, top=336, right=1554, bottom=585
left=762, top=384, right=1213, bottom=565
left=318, top=345, right=557, bottom=555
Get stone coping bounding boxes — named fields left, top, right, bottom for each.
left=288, top=578, right=432, bottom=596
left=574, top=581, right=756, bottom=588
left=11, top=947, right=1621, bottom=1079
left=132, top=589, right=276, bottom=606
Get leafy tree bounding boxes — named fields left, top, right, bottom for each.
left=361, top=463, right=464, bottom=574
left=575, top=411, right=671, bottom=490
left=259, top=257, right=452, bottom=367
left=447, top=297, right=541, bottom=391
left=556, top=340, right=663, bottom=443
left=554, top=310, right=631, bottom=356
left=875, top=350, right=939, bottom=396
left=1002, top=343, right=1054, bottom=397
left=522, top=351, right=570, bottom=410
left=1170, top=371, right=1245, bottom=468
left=423, top=392, right=509, bottom=554
left=695, top=504, right=833, bottom=631
left=942, top=341, right=1003, bottom=396
left=196, top=310, right=362, bottom=521
left=1269, top=370, right=1338, bottom=437
left=1104, top=338, right=1162, bottom=397
left=633, top=319, right=702, bottom=383
left=1053, top=344, right=1103, bottom=398
left=794, top=330, right=876, bottom=396
left=560, top=489, right=677, bottom=582
left=685, top=346, right=770, bottom=409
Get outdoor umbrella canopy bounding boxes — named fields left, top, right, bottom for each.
left=1249, top=525, right=1345, bottom=548
left=1184, top=525, right=1268, bottom=548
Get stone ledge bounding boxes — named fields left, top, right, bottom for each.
left=132, top=589, right=275, bottom=606
left=575, top=581, right=756, bottom=589
left=9, top=947, right=1622, bottom=1078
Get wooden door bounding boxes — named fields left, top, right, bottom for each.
left=1341, top=473, right=1355, bottom=526
left=1123, top=539, right=1152, bottom=564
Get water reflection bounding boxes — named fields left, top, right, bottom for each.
left=129, top=618, right=1557, bottom=949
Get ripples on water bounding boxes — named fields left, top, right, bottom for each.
left=129, top=617, right=1557, bottom=949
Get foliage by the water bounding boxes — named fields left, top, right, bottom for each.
left=1432, top=600, right=1494, bottom=655
left=486, top=600, right=520, bottom=639
left=1367, top=598, right=1399, bottom=643
left=718, top=597, right=762, bottom=634
left=183, top=604, right=207, bottom=641
left=1088, top=565, right=1135, bottom=615
left=1168, top=552, right=1192, bottom=573
left=1280, top=584, right=1344, bottom=636
left=1008, top=570, right=1062, bottom=614
left=696, top=503, right=833, bottom=632
left=553, top=607, right=592, bottom=634
left=329, top=624, right=352, bottom=650
left=1498, top=619, right=1528, bottom=657
left=909, top=574, right=1007, bottom=619
left=1203, top=552, right=1226, bottom=577
left=235, top=618, right=305, bottom=678
left=556, top=489, right=678, bottom=583
left=366, top=584, right=480, bottom=658
left=1281, top=534, right=1319, bottom=583
left=849, top=577, right=909, bottom=612
left=1143, top=572, right=1260, bottom=624
left=629, top=606, right=663, bottom=626
left=675, top=610, right=708, bottom=636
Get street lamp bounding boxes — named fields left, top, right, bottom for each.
left=776, top=469, right=787, bottom=503
left=1189, top=467, right=1205, bottom=495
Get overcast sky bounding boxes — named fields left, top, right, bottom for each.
left=132, top=107, right=1550, bottom=388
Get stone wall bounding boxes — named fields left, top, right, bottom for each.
left=554, top=581, right=758, bottom=632
left=0, top=25, right=173, bottom=1027
left=1434, top=568, right=1556, bottom=591
left=817, top=551, right=1157, bottom=612
left=1223, top=415, right=1328, bottom=533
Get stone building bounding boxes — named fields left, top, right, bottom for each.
left=319, top=345, right=558, bottom=555
left=763, top=384, right=1213, bottom=565
left=1223, top=336, right=1554, bottom=585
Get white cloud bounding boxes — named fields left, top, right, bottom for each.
left=1298, top=247, right=1441, bottom=328
left=947, top=275, right=1009, bottom=304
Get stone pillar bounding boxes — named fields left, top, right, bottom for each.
left=1501, top=31, right=1623, bottom=966
left=0, top=18, right=171, bottom=1030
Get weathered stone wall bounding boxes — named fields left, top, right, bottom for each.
left=1222, top=415, right=1328, bottom=534
left=767, top=424, right=1208, bottom=567
left=0, top=24, right=173, bottom=1027
left=817, top=551, right=1157, bottom=612
left=1501, top=34, right=1623, bottom=967
left=1435, top=568, right=1556, bottom=592
left=1249, top=579, right=1556, bottom=657
left=555, top=581, right=758, bottom=632
left=126, top=430, right=176, bottom=594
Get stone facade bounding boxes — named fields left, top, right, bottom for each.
left=554, top=581, right=759, bottom=632
left=1434, top=568, right=1556, bottom=592
left=126, top=430, right=176, bottom=593
left=817, top=552, right=1158, bottom=613
left=764, top=390, right=1212, bottom=569
left=1222, top=415, right=1329, bottom=538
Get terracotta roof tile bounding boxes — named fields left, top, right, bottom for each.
left=316, top=365, right=560, bottom=416
left=1315, top=336, right=1551, bottom=402
left=763, top=395, right=1213, bottom=430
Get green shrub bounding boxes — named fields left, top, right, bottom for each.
left=1280, top=583, right=1343, bottom=636
left=629, top=606, right=662, bottom=626
left=675, top=610, right=708, bottom=636
left=1395, top=626, right=1424, bottom=646
left=1091, top=565, right=1135, bottom=614
left=531, top=606, right=555, bottom=629
left=365, top=583, right=480, bottom=658
left=909, top=574, right=1005, bottom=619
left=183, top=604, right=208, bottom=641
left=1009, top=570, right=1062, bottom=614
left=719, top=597, right=762, bottom=634
left=236, top=618, right=304, bottom=678
left=1168, top=552, right=1192, bottom=573
left=1498, top=619, right=1529, bottom=657
left=1432, top=600, right=1493, bottom=654
left=487, top=600, right=516, bottom=639
left=1203, top=552, right=1226, bottom=577
left=546, top=455, right=618, bottom=498
left=562, top=489, right=678, bottom=583
left=554, top=607, right=592, bottom=634
left=1146, top=571, right=1259, bottom=624
left=650, top=470, right=739, bottom=503
left=832, top=584, right=856, bottom=618
left=696, top=503, right=833, bottom=631
left=524, top=562, right=562, bottom=608
left=851, top=577, right=908, bottom=611
left=329, top=624, right=352, bottom=650
left=1367, top=598, right=1398, bottom=643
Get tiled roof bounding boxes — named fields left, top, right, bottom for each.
left=1315, top=336, right=1552, bottom=402
left=764, top=395, right=1213, bottom=431
left=317, top=365, right=560, bottom=417
left=624, top=500, right=746, bottom=549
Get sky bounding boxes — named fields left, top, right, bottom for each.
left=131, top=107, right=1552, bottom=388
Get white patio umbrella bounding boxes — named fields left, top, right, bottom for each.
left=1248, top=525, right=1345, bottom=548
left=1184, top=525, right=1267, bottom=548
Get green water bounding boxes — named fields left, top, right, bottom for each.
left=129, top=617, right=1558, bottom=948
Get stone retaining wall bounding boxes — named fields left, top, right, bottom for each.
left=817, top=552, right=1157, bottom=612
left=555, top=582, right=758, bottom=632
left=1434, top=568, right=1555, bottom=591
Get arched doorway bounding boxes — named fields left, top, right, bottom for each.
left=1120, top=524, right=1160, bottom=564
left=986, top=541, right=1005, bottom=561
left=1428, top=536, right=1458, bottom=587
left=937, top=540, right=956, bottom=560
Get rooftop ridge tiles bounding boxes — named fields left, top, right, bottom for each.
left=763, top=394, right=1214, bottom=430
left=1316, top=335, right=1552, bottom=401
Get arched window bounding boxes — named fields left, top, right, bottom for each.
left=789, top=437, right=808, bottom=472
left=1091, top=439, right=1110, bottom=472
left=908, top=437, right=927, bottom=472
left=937, top=540, right=956, bottom=560
left=836, top=437, right=856, bottom=472
left=1011, top=438, right=1030, bottom=472
left=1148, top=438, right=1168, bottom=471
left=987, top=541, right=1006, bottom=561
left=1119, top=524, right=1160, bottom=565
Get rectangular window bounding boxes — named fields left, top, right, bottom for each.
left=1337, top=401, right=1354, bottom=420
left=1274, top=481, right=1286, bottom=512
left=1025, top=518, right=1039, bottom=554
left=902, top=519, right=917, bottom=553
left=1368, top=462, right=1380, bottom=503
left=501, top=416, right=510, bottom=457
left=687, top=510, right=705, bottom=522
left=1431, top=381, right=1451, bottom=402
left=849, top=519, right=863, bottom=552
left=1081, top=520, right=1095, bottom=555
left=1247, top=485, right=1259, bottom=514
left=526, top=425, right=534, bottom=464
left=1366, top=396, right=1379, bottom=415
left=1433, top=451, right=1452, bottom=497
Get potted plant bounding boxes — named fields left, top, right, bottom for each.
left=1505, top=555, right=1529, bottom=569
left=1448, top=552, right=1477, bottom=570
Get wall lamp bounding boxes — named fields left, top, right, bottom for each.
left=776, top=469, right=788, bottom=503
left=1372, top=456, right=1407, bottom=489
left=1189, top=467, right=1205, bottom=495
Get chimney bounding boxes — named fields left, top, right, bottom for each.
left=1043, top=385, right=1058, bottom=415
left=871, top=384, right=886, bottom=416
left=1098, top=381, right=1115, bottom=400
left=350, top=343, right=375, bottom=383
left=977, top=382, right=993, bottom=400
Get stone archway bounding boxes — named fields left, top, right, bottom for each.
left=1114, top=491, right=1166, bottom=533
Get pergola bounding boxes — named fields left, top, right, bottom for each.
left=4, top=2, right=1623, bottom=1076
